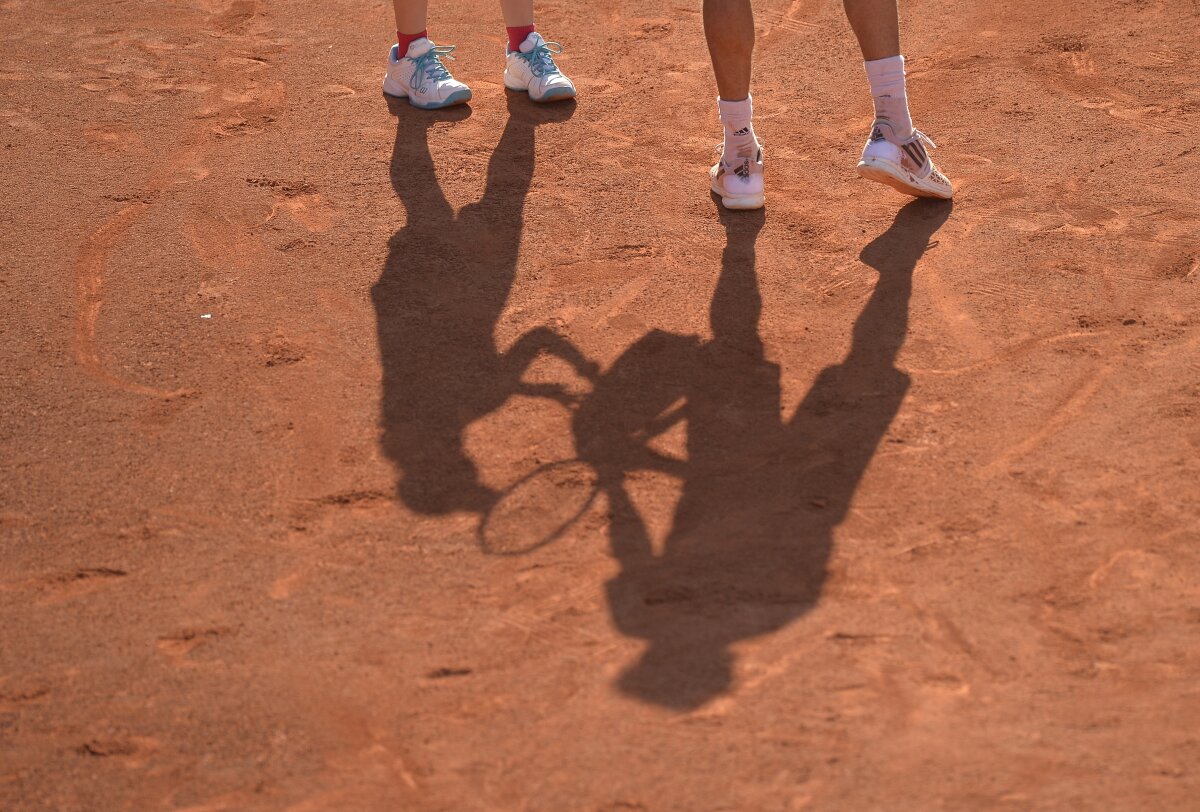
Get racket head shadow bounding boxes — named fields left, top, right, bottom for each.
left=478, top=460, right=600, bottom=555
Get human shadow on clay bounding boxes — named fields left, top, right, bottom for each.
left=373, top=98, right=950, bottom=709
left=373, top=96, right=591, bottom=516
left=574, top=198, right=951, bottom=709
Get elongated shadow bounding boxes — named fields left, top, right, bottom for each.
left=374, top=98, right=950, bottom=708
left=576, top=199, right=952, bottom=709
left=373, top=97, right=587, bottom=516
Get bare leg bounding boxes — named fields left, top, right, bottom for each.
left=703, top=0, right=754, bottom=100
left=843, top=0, right=900, bottom=61
left=499, top=0, right=534, bottom=27
left=847, top=0, right=909, bottom=140
left=392, top=0, right=428, bottom=34
left=703, top=0, right=763, bottom=208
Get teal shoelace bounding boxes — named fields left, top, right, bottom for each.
left=410, top=45, right=457, bottom=90
left=517, top=41, right=565, bottom=77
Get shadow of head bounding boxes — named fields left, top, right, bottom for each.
left=618, top=639, right=734, bottom=712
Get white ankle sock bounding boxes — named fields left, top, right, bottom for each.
left=718, top=95, right=759, bottom=159
left=864, top=55, right=914, bottom=142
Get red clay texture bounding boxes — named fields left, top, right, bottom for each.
left=2, top=0, right=1200, bottom=810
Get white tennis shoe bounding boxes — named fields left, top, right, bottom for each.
left=856, top=119, right=953, bottom=199
left=710, top=143, right=765, bottom=210
left=383, top=37, right=472, bottom=109
left=503, top=32, right=576, bottom=103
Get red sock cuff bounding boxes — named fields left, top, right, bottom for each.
left=506, top=25, right=536, bottom=51
left=397, top=29, right=428, bottom=55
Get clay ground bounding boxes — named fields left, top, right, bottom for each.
left=3, top=0, right=1200, bottom=809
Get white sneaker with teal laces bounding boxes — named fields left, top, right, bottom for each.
left=856, top=119, right=953, bottom=199
left=503, top=32, right=576, bottom=103
left=383, top=37, right=472, bottom=109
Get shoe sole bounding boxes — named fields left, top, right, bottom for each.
left=710, top=179, right=764, bottom=210
left=382, top=79, right=472, bottom=109
left=503, top=74, right=577, bottom=103
left=857, top=156, right=953, bottom=199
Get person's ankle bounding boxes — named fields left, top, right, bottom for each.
left=718, top=95, right=758, bottom=157
left=397, top=29, right=428, bottom=55
left=864, top=56, right=914, bottom=141
left=506, top=25, right=536, bottom=52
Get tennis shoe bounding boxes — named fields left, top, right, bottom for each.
left=710, top=142, right=765, bottom=210
left=383, top=37, right=472, bottom=109
left=504, top=32, right=576, bottom=103
left=856, top=119, right=952, bottom=199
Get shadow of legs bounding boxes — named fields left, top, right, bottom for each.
left=372, top=97, right=576, bottom=516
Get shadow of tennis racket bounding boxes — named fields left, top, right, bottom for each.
left=477, top=458, right=602, bottom=555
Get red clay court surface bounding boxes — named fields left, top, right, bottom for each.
left=3, top=0, right=1200, bottom=809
